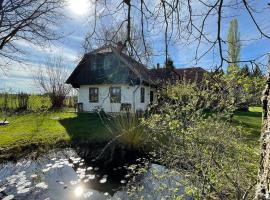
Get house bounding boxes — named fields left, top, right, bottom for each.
left=174, top=67, right=207, bottom=84
left=66, top=43, right=209, bottom=113
left=149, top=65, right=179, bottom=85
left=149, top=65, right=208, bottom=86
left=66, top=44, right=157, bottom=113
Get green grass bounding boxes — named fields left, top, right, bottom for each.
left=0, top=106, right=262, bottom=160
left=233, top=106, right=262, bottom=143
left=0, top=111, right=111, bottom=151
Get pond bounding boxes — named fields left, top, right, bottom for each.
left=0, top=148, right=188, bottom=200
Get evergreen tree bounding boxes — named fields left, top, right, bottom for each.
left=240, top=65, right=250, bottom=77
left=165, top=57, right=175, bottom=69
left=252, top=64, right=263, bottom=77
left=227, top=19, right=241, bottom=73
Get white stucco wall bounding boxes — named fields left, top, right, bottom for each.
left=78, top=84, right=156, bottom=112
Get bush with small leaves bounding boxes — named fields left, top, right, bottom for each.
left=28, top=95, right=52, bottom=113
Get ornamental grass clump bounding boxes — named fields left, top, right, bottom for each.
left=110, top=112, right=146, bottom=149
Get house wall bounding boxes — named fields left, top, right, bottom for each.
left=78, top=84, right=156, bottom=112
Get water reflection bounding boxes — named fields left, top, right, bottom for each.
left=0, top=148, right=187, bottom=200
left=74, top=185, right=84, bottom=197
left=0, top=148, right=133, bottom=200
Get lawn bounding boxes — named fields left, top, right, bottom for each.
left=233, top=106, right=262, bottom=144
left=0, top=107, right=262, bottom=160
left=0, top=111, right=112, bottom=154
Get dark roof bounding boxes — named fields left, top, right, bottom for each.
left=66, top=45, right=155, bottom=88
left=149, top=68, right=179, bottom=84
left=149, top=67, right=208, bottom=85
left=119, top=52, right=154, bottom=85
left=173, top=67, right=208, bottom=83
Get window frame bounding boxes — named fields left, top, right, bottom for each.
left=89, top=87, right=99, bottom=103
left=110, top=87, right=121, bottom=103
left=140, top=87, right=145, bottom=103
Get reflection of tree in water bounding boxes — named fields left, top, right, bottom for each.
left=0, top=148, right=150, bottom=199
left=73, top=143, right=148, bottom=196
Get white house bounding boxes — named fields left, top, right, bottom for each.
left=66, top=44, right=157, bottom=113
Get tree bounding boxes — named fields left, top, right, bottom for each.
left=85, top=1, right=270, bottom=67
left=240, top=65, right=250, bottom=77
left=0, top=0, right=65, bottom=74
left=227, top=19, right=241, bottom=73
left=165, top=57, right=175, bottom=69
left=252, top=64, right=263, bottom=77
left=34, top=56, right=72, bottom=108
left=83, top=23, right=152, bottom=64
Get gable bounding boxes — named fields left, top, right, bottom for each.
left=66, top=52, right=140, bottom=88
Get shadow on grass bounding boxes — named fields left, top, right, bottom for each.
left=59, top=113, right=112, bottom=143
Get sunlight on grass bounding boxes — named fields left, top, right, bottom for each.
left=0, top=111, right=111, bottom=150
left=233, top=106, right=262, bottom=150
left=249, top=106, right=262, bottom=113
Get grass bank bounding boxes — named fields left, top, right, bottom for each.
left=0, top=111, right=112, bottom=160
left=0, top=107, right=262, bottom=161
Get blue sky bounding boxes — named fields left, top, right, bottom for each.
left=1, top=0, right=270, bottom=93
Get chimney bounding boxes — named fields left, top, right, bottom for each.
left=116, top=41, right=124, bottom=52
left=157, top=63, right=160, bottom=69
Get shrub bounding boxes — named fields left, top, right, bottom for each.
left=28, top=95, right=52, bottom=112
left=141, top=80, right=259, bottom=199
left=17, top=92, right=29, bottom=110
left=143, top=110, right=257, bottom=199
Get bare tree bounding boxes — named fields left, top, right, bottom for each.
left=85, top=0, right=270, bottom=68
left=83, top=22, right=153, bottom=64
left=0, top=0, right=65, bottom=73
left=34, top=56, right=72, bottom=108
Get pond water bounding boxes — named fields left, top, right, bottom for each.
left=0, top=148, right=188, bottom=200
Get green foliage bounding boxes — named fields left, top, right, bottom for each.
left=143, top=106, right=259, bottom=199
left=227, top=18, right=241, bottom=71
left=206, top=69, right=265, bottom=111
left=28, top=95, right=52, bottom=112
left=0, top=92, right=29, bottom=110
left=143, top=76, right=262, bottom=199
left=240, top=65, right=250, bottom=77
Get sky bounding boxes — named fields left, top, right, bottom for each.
left=1, top=0, right=270, bottom=93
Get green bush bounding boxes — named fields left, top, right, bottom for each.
left=143, top=110, right=258, bottom=199
left=141, top=80, right=259, bottom=199
left=28, top=95, right=52, bottom=112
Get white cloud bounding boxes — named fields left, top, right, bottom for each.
left=14, top=40, right=79, bottom=63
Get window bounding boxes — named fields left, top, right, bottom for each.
left=110, top=87, right=121, bottom=103
left=141, top=87, right=145, bottom=103
left=89, top=88, right=99, bottom=102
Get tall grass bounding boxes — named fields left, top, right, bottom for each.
left=109, top=112, right=146, bottom=149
